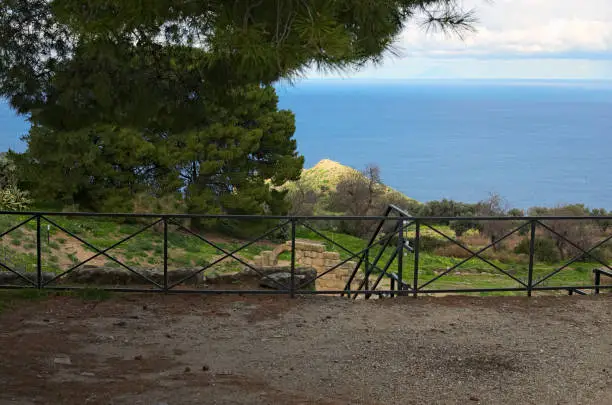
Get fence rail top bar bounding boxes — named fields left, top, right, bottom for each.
left=2, top=211, right=612, bottom=221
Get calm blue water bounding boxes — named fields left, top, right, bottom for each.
left=277, top=80, right=612, bottom=209
left=2, top=80, right=612, bottom=209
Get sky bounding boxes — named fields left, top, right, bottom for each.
left=307, top=0, right=612, bottom=80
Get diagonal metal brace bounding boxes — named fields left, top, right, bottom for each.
left=419, top=221, right=530, bottom=290
left=42, top=216, right=163, bottom=289
left=166, top=219, right=291, bottom=290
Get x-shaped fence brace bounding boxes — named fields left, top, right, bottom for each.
left=418, top=221, right=530, bottom=290
left=165, top=219, right=291, bottom=290
left=42, top=216, right=165, bottom=289
left=0, top=215, right=37, bottom=286
left=533, top=220, right=612, bottom=286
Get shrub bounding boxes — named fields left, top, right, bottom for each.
left=514, top=237, right=560, bottom=263
left=433, top=244, right=473, bottom=259
left=0, top=186, right=32, bottom=211
left=417, top=235, right=450, bottom=252
left=449, top=221, right=481, bottom=237
left=486, top=250, right=529, bottom=265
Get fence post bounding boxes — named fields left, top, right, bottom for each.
left=594, top=269, right=601, bottom=295
left=413, top=219, right=420, bottom=298
left=290, top=219, right=296, bottom=298
left=527, top=220, right=536, bottom=297
left=364, top=249, right=369, bottom=293
left=163, top=217, right=168, bottom=292
left=36, top=215, right=42, bottom=289
left=397, top=217, right=404, bottom=297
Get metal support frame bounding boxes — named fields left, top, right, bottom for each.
left=0, top=209, right=610, bottom=297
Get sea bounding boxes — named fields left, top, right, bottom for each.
left=2, top=79, right=612, bottom=209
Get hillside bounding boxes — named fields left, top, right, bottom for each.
left=283, top=159, right=418, bottom=209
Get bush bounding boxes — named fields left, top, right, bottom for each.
left=215, top=218, right=289, bottom=242
left=486, top=250, right=529, bottom=265
left=514, top=237, right=560, bottom=263
left=417, top=235, right=450, bottom=252
left=433, top=244, right=473, bottom=259
left=0, top=186, right=32, bottom=211
left=449, top=220, right=482, bottom=237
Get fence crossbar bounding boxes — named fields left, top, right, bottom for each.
left=423, top=222, right=529, bottom=287
left=42, top=216, right=163, bottom=289
left=419, top=221, right=530, bottom=290
left=166, top=219, right=291, bottom=289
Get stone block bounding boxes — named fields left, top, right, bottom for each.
left=310, top=243, right=325, bottom=253
left=323, top=251, right=341, bottom=260
left=294, top=241, right=310, bottom=251
left=312, top=258, right=325, bottom=268
left=324, top=259, right=338, bottom=267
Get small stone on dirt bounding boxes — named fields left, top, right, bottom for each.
left=469, top=396, right=480, bottom=402
left=53, top=356, right=72, bottom=365
left=202, top=365, right=210, bottom=372
left=134, top=355, right=143, bottom=361
left=184, top=367, right=191, bottom=373
left=142, top=305, right=148, bottom=310
left=81, top=372, right=95, bottom=377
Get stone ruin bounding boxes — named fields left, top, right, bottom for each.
left=253, top=240, right=358, bottom=281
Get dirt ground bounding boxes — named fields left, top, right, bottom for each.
left=0, top=293, right=611, bottom=405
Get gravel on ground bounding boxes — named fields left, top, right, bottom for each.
left=0, top=293, right=611, bottom=404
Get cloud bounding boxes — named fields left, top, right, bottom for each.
left=304, top=0, right=612, bottom=80
left=397, top=0, right=612, bottom=59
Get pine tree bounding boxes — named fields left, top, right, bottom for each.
left=1, top=0, right=472, bottom=215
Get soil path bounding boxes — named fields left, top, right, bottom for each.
left=0, top=294, right=611, bottom=404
